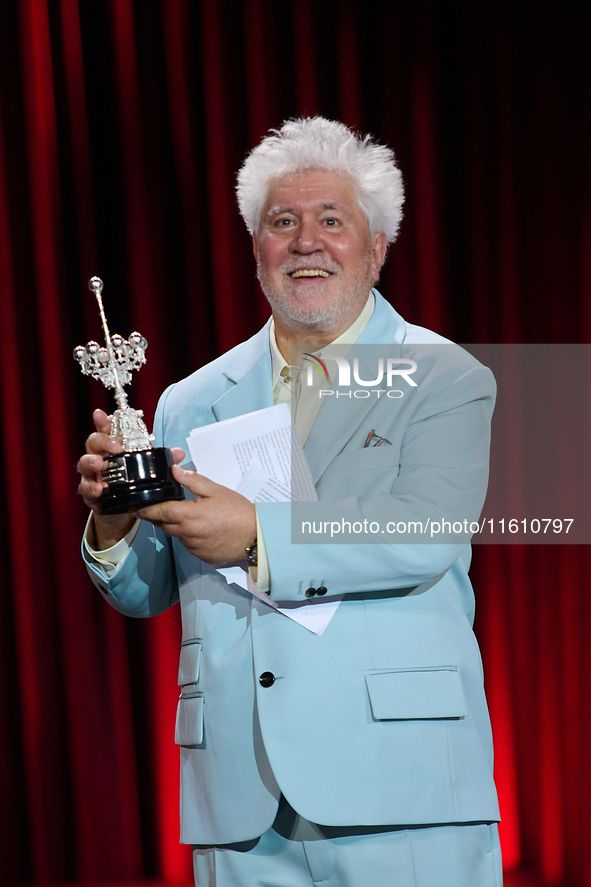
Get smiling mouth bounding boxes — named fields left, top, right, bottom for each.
left=289, top=269, right=332, bottom=278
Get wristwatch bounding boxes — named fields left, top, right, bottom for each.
left=245, top=541, right=258, bottom=567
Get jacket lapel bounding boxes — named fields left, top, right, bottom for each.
left=304, top=292, right=408, bottom=484
left=212, top=323, right=274, bottom=422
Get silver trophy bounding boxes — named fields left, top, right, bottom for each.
left=74, top=276, right=184, bottom=514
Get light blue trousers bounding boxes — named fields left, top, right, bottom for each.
left=193, top=797, right=503, bottom=887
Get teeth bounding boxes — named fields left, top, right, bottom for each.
left=291, top=269, right=331, bottom=278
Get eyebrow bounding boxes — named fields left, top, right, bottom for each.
left=266, top=202, right=351, bottom=218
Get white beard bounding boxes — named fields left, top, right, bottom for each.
left=257, top=251, right=375, bottom=336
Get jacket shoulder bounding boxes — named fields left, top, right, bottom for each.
left=154, top=322, right=271, bottom=444
left=371, top=291, right=492, bottom=380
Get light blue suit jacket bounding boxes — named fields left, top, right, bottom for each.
left=85, top=291, right=500, bottom=844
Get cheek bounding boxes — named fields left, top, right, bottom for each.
left=328, top=235, right=370, bottom=265
left=258, top=241, right=288, bottom=272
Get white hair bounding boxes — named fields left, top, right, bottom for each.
left=236, top=117, right=404, bottom=245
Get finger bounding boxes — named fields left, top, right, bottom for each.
left=170, top=447, right=186, bottom=465
left=134, top=500, right=187, bottom=524
left=85, top=430, right=122, bottom=457
left=137, top=517, right=165, bottom=530
left=171, top=465, right=222, bottom=497
left=78, top=483, right=106, bottom=507
left=77, top=470, right=107, bottom=505
left=77, top=456, right=108, bottom=488
left=78, top=453, right=107, bottom=477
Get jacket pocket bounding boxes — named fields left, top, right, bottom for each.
left=178, top=639, right=202, bottom=687
left=365, top=667, right=466, bottom=720
left=330, top=444, right=399, bottom=472
left=175, top=693, right=204, bottom=746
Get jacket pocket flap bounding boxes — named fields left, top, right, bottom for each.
left=175, top=694, right=204, bottom=746
left=365, top=667, right=466, bottom=720
left=178, top=640, right=202, bottom=686
left=332, top=445, right=398, bottom=472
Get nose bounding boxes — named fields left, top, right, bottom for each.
left=289, top=217, right=323, bottom=254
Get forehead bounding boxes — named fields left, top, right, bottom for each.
left=263, top=169, right=362, bottom=216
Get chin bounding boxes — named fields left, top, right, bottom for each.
left=292, top=304, right=344, bottom=329
left=266, top=291, right=344, bottom=331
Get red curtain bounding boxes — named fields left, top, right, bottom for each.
left=0, top=1, right=590, bottom=884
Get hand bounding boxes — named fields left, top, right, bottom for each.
left=135, top=466, right=257, bottom=564
left=77, top=409, right=184, bottom=550
left=77, top=409, right=123, bottom=512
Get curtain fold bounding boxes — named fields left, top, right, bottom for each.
left=1, top=1, right=590, bottom=883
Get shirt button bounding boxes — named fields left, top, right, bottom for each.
left=259, top=672, right=275, bottom=688
left=305, top=587, right=316, bottom=598
left=316, top=586, right=327, bottom=596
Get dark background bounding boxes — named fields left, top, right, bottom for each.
left=1, top=1, right=590, bottom=884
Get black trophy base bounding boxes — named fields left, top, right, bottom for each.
left=99, top=447, right=185, bottom=515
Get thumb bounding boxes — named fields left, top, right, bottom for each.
left=172, top=464, right=222, bottom=497
left=93, top=408, right=112, bottom=435
left=169, top=446, right=186, bottom=465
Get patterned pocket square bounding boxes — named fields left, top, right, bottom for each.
left=363, top=429, right=392, bottom=448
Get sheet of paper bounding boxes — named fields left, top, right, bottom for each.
left=187, top=403, right=317, bottom=502
left=235, top=463, right=292, bottom=503
left=246, top=571, right=342, bottom=636
left=187, top=404, right=343, bottom=635
left=214, top=552, right=341, bottom=635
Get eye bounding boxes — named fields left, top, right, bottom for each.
left=323, top=217, right=340, bottom=227
left=274, top=217, right=294, bottom=228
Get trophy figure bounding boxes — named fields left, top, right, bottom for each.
left=74, top=277, right=184, bottom=514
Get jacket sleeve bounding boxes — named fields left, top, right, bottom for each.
left=83, top=522, right=179, bottom=617
left=82, top=385, right=180, bottom=618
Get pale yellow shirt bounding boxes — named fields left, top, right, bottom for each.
left=86, top=293, right=376, bottom=590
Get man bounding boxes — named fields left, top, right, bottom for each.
left=79, top=117, right=501, bottom=886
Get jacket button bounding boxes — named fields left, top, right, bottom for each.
left=259, top=671, right=275, bottom=688
left=305, top=587, right=316, bottom=598
left=316, top=586, right=327, bottom=596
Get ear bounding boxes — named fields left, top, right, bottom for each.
left=252, top=233, right=259, bottom=262
left=369, top=231, right=388, bottom=281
